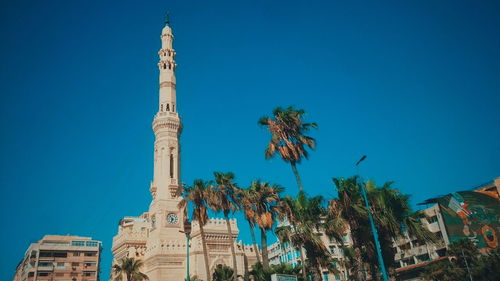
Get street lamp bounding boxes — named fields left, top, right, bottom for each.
left=180, top=219, right=192, bottom=281
left=356, top=155, right=389, bottom=281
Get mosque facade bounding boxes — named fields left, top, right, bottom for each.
left=111, top=21, right=258, bottom=281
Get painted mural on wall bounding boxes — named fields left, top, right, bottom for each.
left=438, top=191, right=500, bottom=249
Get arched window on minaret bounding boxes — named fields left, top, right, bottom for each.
left=160, top=104, right=163, bottom=112
left=172, top=104, right=175, bottom=112
left=163, top=63, right=167, bottom=70
left=166, top=104, right=170, bottom=111
left=169, top=153, right=174, bottom=178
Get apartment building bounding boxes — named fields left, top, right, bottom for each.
left=395, top=177, right=500, bottom=280
left=14, top=235, right=102, bottom=281
left=267, top=178, right=499, bottom=281
left=267, top=224, right=352, bottom=280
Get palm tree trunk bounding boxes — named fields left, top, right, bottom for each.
left=200, top=224, right=212, bottom=281
left=290, top=162, right=303, bottom=192
left=248, top=221, right=261, bottom=264
left=224, top=214, right=238, bottom=280
left=299, top=247, right=307, bottom=280
left=312, top=265, right=322, bottom=281
left=260, top=228, right=269, bottom=268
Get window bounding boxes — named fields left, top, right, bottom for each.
left=429, top=215, right=438, bottom=224
left=417, top=254, right=430, bottom=262
left=53, top=252, right=67, bottom=258
left=56, top=262, right=65, bottom=269
left=84, top=262, right=97, bottom=267
left=161, top=104, right=163, bottom=111
left=342, top=235, right=348, bottom=243
left=72, top=241, right=85, bottom=246
left=329, top=246, right=336, bottom=254
left=39, top=251, right=52, bottom=257
left=86, top=241, right=98, bottom=247
left=166, top=104, right=170, bottom=111
left=84, top=252, right=97, bottom=257
left=38, top=272, right=50, bottom=277
left=28, top=272, right=34, bottom=277
left=169, top=153, right=174, bottom=178
left=73, top=252, right=80, bottom=256
left=38, top=262, right=52, bottom=267
left=83, top=271, right=96, bottom=276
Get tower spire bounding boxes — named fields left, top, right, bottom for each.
left=165, top=12, right=170, bottom=26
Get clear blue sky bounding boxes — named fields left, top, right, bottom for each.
left=1, top=0, right=499, bottom=279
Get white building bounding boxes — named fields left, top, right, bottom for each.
left=267, top=220, right=352, bottom=281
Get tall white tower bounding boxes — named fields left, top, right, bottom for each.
left=143, top=19, right=187, bottom=281
left=111, top=19, right=259, bottom=281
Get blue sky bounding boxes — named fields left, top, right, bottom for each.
left=1, top=0, right=499, bottom=279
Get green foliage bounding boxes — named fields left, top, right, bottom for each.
left=212, top=264, right=235, bottom=281
left=421, top=239, right=500, bottom=281
left=258, top=106, right=317, bottom=164
left=249, top=262, right=302, bottom=281
left=112, top=257, right=148, bottom=281
left=259, top=106, right=317, bottom=192
left=327, top=176, right=435, bottom=280
left=277, top=191, right=340, bottom=280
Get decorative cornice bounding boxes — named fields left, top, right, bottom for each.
left=160, top=81, right=176, bottom=89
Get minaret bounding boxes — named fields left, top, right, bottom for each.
left=144, top=19, right=187, bottom=281
left=151, top=19, right=180, bottom=200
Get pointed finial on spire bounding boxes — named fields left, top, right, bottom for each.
left=165, top=12, right=170, bottom=26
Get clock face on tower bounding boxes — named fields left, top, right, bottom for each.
left=166, top=213, right=178, bottom=224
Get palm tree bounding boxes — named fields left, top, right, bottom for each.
left=277, top=191, right=329, bottom=280
left=238, top=186, right=261, bottom=264
left=178, top=179, right=213, bottom=281
left=328, top=177, right=436, bottom=280
left=249, top=180, right=283, bottom=268
left=258, top=106, right=317, bottom=192
left=112, top=257, right=148, bottom=281
left=212, top=264, right=234, bottom=281
left=249, top=262, right=302, bottom=281
left=209, top=171, right=240, bottom=280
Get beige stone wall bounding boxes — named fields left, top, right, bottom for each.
left=111, top=215, right=258, bottom=281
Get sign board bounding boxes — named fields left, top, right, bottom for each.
left=437, top=191, right=500, bottom=249
left=271, top=274, right=298, bottom=281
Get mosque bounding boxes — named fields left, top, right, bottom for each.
left=111, top=20, right=258, bottom=281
